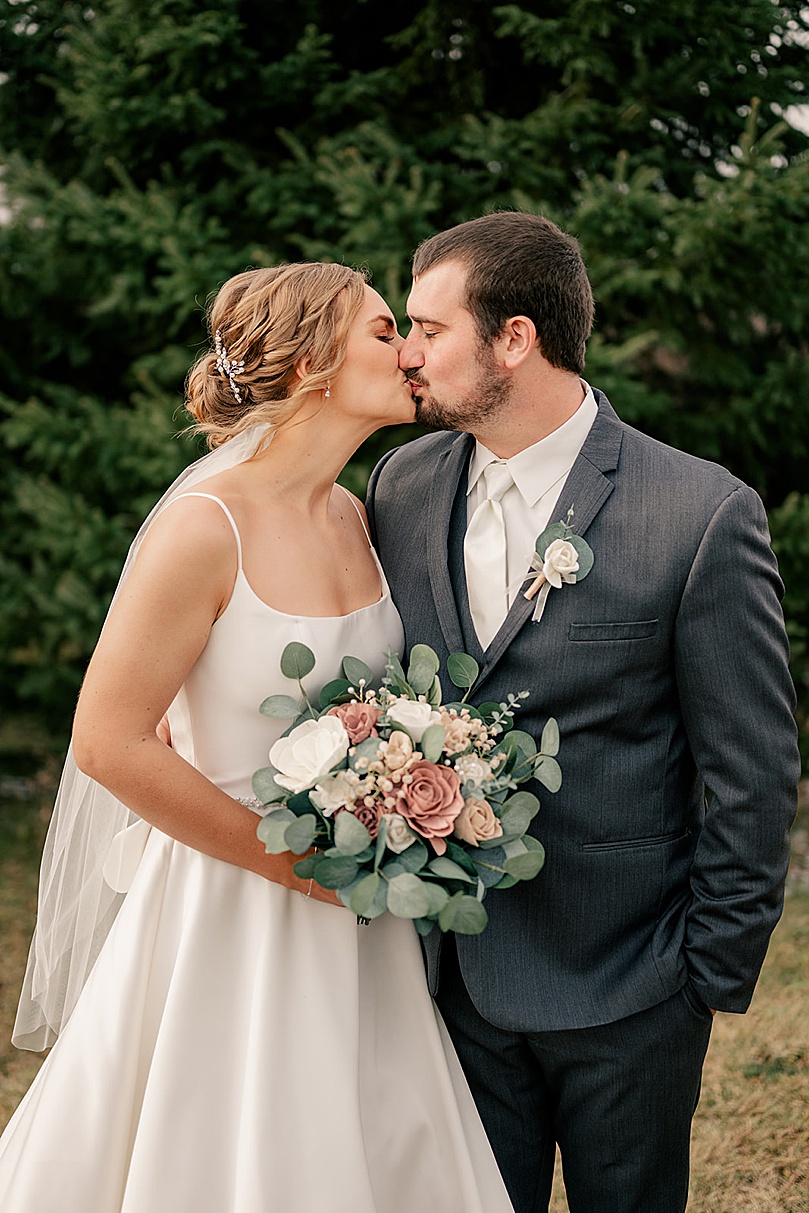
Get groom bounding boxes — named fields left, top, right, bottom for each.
left=365, top=211, right=800, bottom=1213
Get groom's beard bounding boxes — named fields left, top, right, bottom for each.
left=412, top=346, right=512, bottom=433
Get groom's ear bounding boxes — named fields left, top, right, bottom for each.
left=496, top=316, right=536, bottom=370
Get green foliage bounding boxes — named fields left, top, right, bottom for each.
left=0, top=0, right=807, bottom=762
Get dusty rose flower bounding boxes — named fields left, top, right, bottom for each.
left=439, top=711, right=472, bottom=755
left=453, top=797, right=503, bottom=847
left=326, top=701, right=382, bottom=744
left=381, top=731, right=415, bottom=771
left=339, top=801, right=383, bottom=839
left=399, top=760, right=464, bottom=855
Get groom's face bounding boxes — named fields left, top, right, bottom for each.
left=400, top=262, right=512, bottom=433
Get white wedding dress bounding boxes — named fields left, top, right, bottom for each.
left=0, top=494, right=513, bottom=1213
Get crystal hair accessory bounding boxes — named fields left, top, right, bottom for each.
left=214, top=329, right=246, bottom=405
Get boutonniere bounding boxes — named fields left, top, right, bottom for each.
left=523, top=507, right=594, bottom=624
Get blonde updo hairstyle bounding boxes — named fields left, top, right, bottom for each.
left=185, top=262, right=369, bottom=447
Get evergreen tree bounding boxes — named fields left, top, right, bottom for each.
left=1, top=0, right=807, bottom=757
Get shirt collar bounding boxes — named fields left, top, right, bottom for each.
left=467, top=383, right=598, bottom=506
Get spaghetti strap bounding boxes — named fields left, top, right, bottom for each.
left=338, top=485, right=373, bottom=546
left=168, top=492, right=244, bottom=570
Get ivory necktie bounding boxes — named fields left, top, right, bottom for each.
left=464, top=460, right=514, bottom=650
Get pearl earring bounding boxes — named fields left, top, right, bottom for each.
left=325, top=381, right=331, bottom=398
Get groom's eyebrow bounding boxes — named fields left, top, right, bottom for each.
left=406, top=313, right=446, bottom=327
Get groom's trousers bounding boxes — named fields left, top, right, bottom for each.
left=437, top=937, right=713, bottom=1213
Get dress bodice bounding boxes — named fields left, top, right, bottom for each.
left=165, top=493, right=404, bottom=799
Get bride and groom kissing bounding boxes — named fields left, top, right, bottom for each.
left=0, top=210, right=799, bottom=1213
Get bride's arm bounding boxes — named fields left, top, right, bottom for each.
left=72, top=497, right=341, bottom=907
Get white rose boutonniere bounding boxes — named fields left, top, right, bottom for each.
left=524, top=506, right=594, bottom=624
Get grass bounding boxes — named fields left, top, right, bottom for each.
left=1, top=777, right=807, bottom=1212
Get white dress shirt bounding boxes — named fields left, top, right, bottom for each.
left=465, top=385, right=598, bottom=620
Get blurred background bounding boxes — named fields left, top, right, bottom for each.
left=1, top=0, right=807, bottom=769
left=0, top=4, right=808, bottom=1205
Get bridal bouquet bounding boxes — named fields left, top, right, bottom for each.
left=252, top=643, right=561, bottom=934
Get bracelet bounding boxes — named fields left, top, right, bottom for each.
left=300, top=878, right=313, bottom=901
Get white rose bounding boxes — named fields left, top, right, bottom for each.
left=310, top=771, right=359, bottom=817
left=382, top=812, right=419, bottom=853
left=269, top=716, right=350, bottom=794
left=386, top=698, right=441, bottom=742
left=542, top=538, right=579, bottom=589
left=453, top=753, right=493, bottom=789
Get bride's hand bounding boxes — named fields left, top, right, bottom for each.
left=266, top=849, right=344, bottom=908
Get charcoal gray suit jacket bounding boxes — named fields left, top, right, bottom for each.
left=366, top=391, right=800, bottom=1032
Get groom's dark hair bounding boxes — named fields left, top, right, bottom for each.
left=411, top=210, right=594, bottom=375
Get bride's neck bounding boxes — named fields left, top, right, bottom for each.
left=246, top=415, right=371, bottom=512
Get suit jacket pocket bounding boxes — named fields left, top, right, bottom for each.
left=568, top=619, right=658, bottom=642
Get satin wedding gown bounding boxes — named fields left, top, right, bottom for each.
left=0, top=494, right=514, bottom=1213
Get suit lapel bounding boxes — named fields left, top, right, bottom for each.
left=477, top=393, right=624, bottom=688
left=426, top=433, right=475, bottom=658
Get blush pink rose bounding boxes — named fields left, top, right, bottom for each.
left=453, top=797, right=503, bottom=847
left=399, top=760, right=464, bottom=855
left=326, top=702, right=382, bottom=744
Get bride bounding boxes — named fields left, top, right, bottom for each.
left=0, top=262, right=514, bottom=1212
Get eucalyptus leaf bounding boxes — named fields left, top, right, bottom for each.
left=292, top=853, right=319, bottom=880
left=256, top=808, right=296, bottom=854
left=496, top=804, right=532, bottom=838
left=424, top=882, right=451, bottom=916
left=374, top=815, right=388, bottom=870
left=349, top=871, right=381, bottom=917
left=428, top=856, right=475, bottom=884
left=319, top=678, right=352, bottom=708
left=523, top=834, right=545, bottom=852
left=447, top=651, right=479, bottom=690
left=438, top=892, right=488, bottom=935
left=285, top=814, right=317, bottom=854
left=414, top=917, right=437, bottom=937
left=251, top=767, right=287, bottom=805
left=312, top=854, right=360, bottom=889
left=280, top=641, right=316, bottom=681
left=540, top=717, right=560, bottom=757
left=502, top=790, right=541, bottom=820
left=426, top=674, right=443, bottom=706
left=287, top=790, right=317, bottom=817
left=493, top=873, right=519, bottom=890
left=472, top=845, right=507, bottom=887
left=342, top=655, right=374, bottom=687
left=387, top=873, right=432, bottom=918
left=503, top=846, right=546, bottom=880
left=533, top=754, right=563, bottom=793
left=406, top=644, right=440, bottom=695
left=259, top=694, right=301, bottom=719
left=384, top=651, right=413, bottom=696
left=534, top=521, right=568, bottom=555
left=569, top=535, right=594, bottom=579
left=420, top=723, right=446, bottom=764
left=339, top=872, right=388, bottom=918
left=391, top=839, right=428, bottom=873
left=444, top=841, right=480, bottom=877
left=333, top=810, right=372, bottom=856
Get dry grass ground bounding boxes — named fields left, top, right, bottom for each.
left=1, top=779, right=807, bottom=1212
